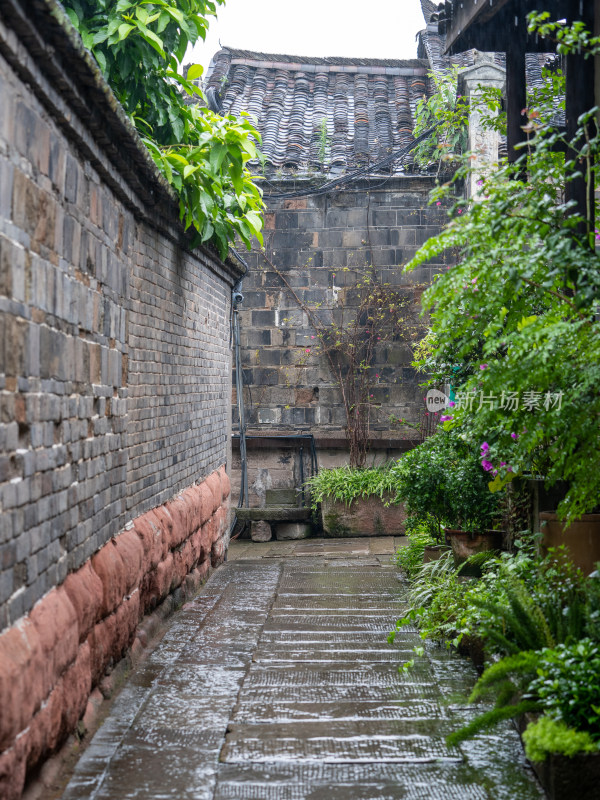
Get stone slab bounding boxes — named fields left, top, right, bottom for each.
left=274, top=522, right=312, bottom=540
left=60, top=555, right=544, bottom=800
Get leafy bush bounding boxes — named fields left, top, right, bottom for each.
left=390, top=429, right=503, bottom=540
left=395, top=516, right=441, bottom=579
left=307, top=464, right=398, bottom=508
left=406, top=79, right=600, bottom=525
left=527, top=640, right=600, bottom=738
left=62, top=0, right=264, bottom=258
left=522, top=717, right=599, bottom=762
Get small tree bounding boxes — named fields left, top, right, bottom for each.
left=261, top=254, right=423, bottom=468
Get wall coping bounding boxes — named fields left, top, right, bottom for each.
left=0, top=0, right=244, bottom=285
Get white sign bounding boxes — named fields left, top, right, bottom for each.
left=425, top=389, right=450, bottom=412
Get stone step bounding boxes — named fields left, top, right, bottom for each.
left=265, top=488, right=301, bottom=507
left=235, top=507, right=311, bottom=522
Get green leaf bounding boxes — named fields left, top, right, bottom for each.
left=117, top=22, right=135, bottom=40
left=187, top=63, right=203, bottom=81
left=183, top=164, right=200, bottom=179
left=64, top=8, right=80, bottom=28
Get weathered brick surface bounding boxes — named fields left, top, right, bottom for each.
left=0, top=5, right=239, bottom=794
left=232, top=179, right=454, bottom=503
left=0, top=19, right=240, bottom=629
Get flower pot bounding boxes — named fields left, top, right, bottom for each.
left=321, top=494, right=406, bottom=537
left=539, top=512, right=600, bottom=576
left=423, top=544, right=446, bottom=563
left=445, top=529, right=503, bottom=565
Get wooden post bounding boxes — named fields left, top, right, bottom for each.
left=565, top=0, right=596, bottom=242
left=505, top=17, right=527, bottom=167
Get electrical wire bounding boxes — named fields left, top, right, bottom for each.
left=257, top=125, right=440, bottom=200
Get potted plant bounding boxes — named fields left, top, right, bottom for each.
left=390, top=429, right=504, bottom=563
left=307, top=464, right=407, bottom=537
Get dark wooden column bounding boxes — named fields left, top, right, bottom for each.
left=506, top=17, right=527, bottom=166
left=565, top=0, right=596, bottom=242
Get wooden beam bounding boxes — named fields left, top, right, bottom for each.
left=446, top=0, right=512, bottom=52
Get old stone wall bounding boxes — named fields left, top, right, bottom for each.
left=232, top=178, right=452, bottom=505
left=0, top=3, right=241, bottom=795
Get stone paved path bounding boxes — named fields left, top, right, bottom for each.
left=61, top=538, right=544, bottom=799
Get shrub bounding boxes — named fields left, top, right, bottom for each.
left=527, top=640, right=600, bottom=738
left=307, top=464, right=397, bottom=508
left=522, top=717, right=599, bottom=762
left=390, top=429, right=503, bottom=541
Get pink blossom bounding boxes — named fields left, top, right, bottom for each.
left=440, top=414, right=453, bottom=422
left=436, top=201, right=441, bottom=206
left=511, top=432, right=518, bottom=440
left=311, top=335, right=315, bottom=339
left=375, top=374, right=379, bottom=378
left=481, top=442, right=489, bottom=454
left=481, top=459, right=494, bottom=472
left=305, top=348, right=310, bottom=353
left=480, top=364, right=488, bottom=370
left=448, top=401, right=455, bottom=407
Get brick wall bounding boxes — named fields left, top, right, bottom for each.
left=232, top=178, right=453, bottom=504
left=0, top=5, right=241, bottom=630
left=0, top=4, right=244, bottom=794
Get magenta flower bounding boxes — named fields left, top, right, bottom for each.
left=481, top=442, right=489, bottom=454
left=436, top=201, right=442, bottom=206
left=511, top=432, right=518, bottom=440
left=480, top=364, right=488, bottom=370
left=448, top=401, right=455, bottom=407
left=481, top=459, right=494, bottom=472
left=440, top=414, right=453, bottom=422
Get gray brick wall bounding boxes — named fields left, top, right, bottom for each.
left=235, top=180, right=452, bottom=441
left=0, top=15, right=241, bottom=631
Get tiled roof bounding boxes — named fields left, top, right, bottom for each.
left=206, top=48, right=434, bottom=173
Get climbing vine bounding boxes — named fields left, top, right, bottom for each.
left=62, top=0, right=264, bottom=259
left=261, top=252, right=424, bottom=468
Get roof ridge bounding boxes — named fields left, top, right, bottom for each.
left=217, top=46, right=428, bottom=68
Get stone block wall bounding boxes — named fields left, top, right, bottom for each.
left=232, top=178, right=453, bottom=505
left=0, top=3, right=241, bottom=795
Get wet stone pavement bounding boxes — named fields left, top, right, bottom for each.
left=61, top=537, right=545, bottom=799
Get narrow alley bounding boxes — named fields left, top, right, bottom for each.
left=60, top=539, right=544, bottom=800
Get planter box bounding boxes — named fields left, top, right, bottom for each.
left=516, top=714, right=600, bottom=800
left=446, top=529, right=503, bottom=564
left=321, top=494, right=406, bottom=537
left=529, top=751, right=600, bottom=800
left=423, top=544, right=447, bottom=563
left=539, top=512, right=600, bottom=575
